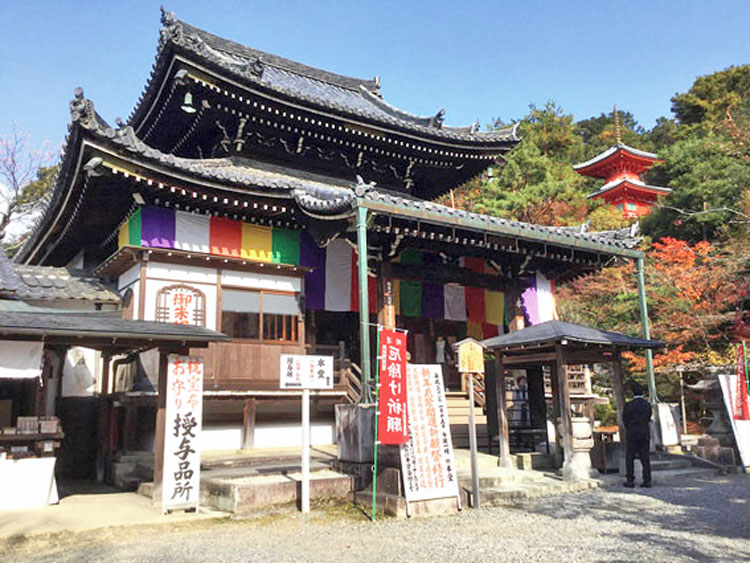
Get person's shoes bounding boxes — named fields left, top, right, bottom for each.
left=623, top=481, right=635, bottom=488
left=640, top=481, right=652, bottom=488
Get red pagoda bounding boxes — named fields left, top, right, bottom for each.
left=574, top=142, right=671, bottom=219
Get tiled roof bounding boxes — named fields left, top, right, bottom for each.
left=481, top=320, right=663, bottom=350
left=9, top=263, right=120, bottom=303
left=129, top=10, right=519, bottom=145
left=587, top=178, right=672, bottom=199
left=359, top=184, right=642, bottom=251
left=0, top=249, right=22, bottom=296
left=573, top=143, right=660, bottom=171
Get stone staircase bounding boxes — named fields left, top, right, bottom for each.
left=447, top=392, right=489, bottom=450
left=688, top=435, right=737, bottom=468
left=453, top=449, right=598, bottom=507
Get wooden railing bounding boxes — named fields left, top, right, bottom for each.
left=471, top=373, right=486, bottom=409
left=342, top=361, right=363, bottom=403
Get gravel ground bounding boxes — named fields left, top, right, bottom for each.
left=4, top=472, right=749, bottom=563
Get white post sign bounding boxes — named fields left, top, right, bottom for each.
left=399, top=364, right=460, bottom=506
left=280, top=354, right=334, bottom=390
left=279, top=354, right=334, bottom=513
left=163, top=354, right=203, bottom=512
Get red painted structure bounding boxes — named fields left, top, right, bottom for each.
left=574, top=143, right=671, bottom=219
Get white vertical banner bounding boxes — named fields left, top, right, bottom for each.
left=399, top=364, right=460, bottom=504
left=717, top=372, right=750, bottom=470
left=163, top=355, right=204, bottom=512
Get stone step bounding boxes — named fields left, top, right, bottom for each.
left=651, top=458, right=693, bottom=471
left=476, top=479, right=600, bottom=506
left=202, top=469, right=353, bottom=514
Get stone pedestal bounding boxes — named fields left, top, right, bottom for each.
left=335, top=403, right=375, bottom=463
left=560, top=417, right=598, bottom=481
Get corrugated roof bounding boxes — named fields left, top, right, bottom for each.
left=0, top=310, right=229, bottom=343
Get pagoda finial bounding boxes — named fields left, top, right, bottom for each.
left=614, top=104, right=622, bottom=144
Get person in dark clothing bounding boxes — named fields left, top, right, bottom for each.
left=623, top=383, right=652, bottom=488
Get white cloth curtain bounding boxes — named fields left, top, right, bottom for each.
left=536, top=272, right=557, bottom=323
left=444, top=284, right=467, bottom=321
left=0, top=341, right=44, bottom=379
left=324, top=239, right=352, bottom=312
left=174, top=211, right=210, bottom=253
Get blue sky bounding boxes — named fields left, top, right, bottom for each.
left=1, top=1, right=749, bottom=151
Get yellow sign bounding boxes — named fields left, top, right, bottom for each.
left=458, top=340, right=485, bottom=374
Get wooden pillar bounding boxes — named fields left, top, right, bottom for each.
left=152, top=351, right=169, bottom=504
left=611, top=350, right=627, bottom=443
left=96, top=351, right=112, bottom=482
left=495, top=354, right=513, bottom=467
left=555, top=344, right=574, bottom=471
left=378, top=264, right=396, bottom=330
left=242, top=398, right=257, bottom=450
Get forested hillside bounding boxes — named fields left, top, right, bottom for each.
left=446, top=65, right=750, bottom=394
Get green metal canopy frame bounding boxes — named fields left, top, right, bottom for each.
left=353, top=199, right=658, bottom=404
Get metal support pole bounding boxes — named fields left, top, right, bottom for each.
left=636, top=255, right=657, bottom=402
left=356, top=206, right=373, bottom=403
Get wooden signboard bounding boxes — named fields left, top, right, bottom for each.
left=162, top=355, right=203, bottom=513
left=457, top=339, right=485, bottom=374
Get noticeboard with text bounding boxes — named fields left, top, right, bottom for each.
left=377, top=328, right=408, bottom=445
left=279, top=354, right=334, bottom=389
left=163, top=354, right=203, bottom=511
left=399, top=364, right=460, bottom=503
left=457, top=340, right=485, bottom=374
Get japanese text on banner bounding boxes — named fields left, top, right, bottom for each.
left=399, top=364, right=459, bottom=503
left=377, top=328, right=408, bottom=445
left=163, top=355, right=203, bottom=510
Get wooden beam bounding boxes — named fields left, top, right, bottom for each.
left=241, top=398, right=257, bottom=450
left=501, top=352, right=556, bottom=365
left=495, top=355, right=513, bottom=467
left=152, top=351, right=169, bottom=505
left=555, top=344, right=574, bottom=472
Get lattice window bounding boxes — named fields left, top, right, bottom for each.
left=155, top=284, right=206, bottom=327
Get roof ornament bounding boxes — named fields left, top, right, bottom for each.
left=614, top=104, right=622, bottom=144
left=244, top=57, right=264, bottom=79
left=69, top=87, right=95, bottom=129
left=429, top=109, right=445, bottom=129
left=470, top=119, right=480, bottom=134
left=354, top=175, right=377, bottom=196
left=159, top=6, right=183, bottom=47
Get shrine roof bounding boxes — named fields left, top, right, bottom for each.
left=573, top=143, right=662, bottom=177
left=587, top=178, right=672, bottom=199
left=129, top=10, right=519, bottom=145
left=481, top=320, right=663, bottom=351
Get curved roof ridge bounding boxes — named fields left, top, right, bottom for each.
left=165, top=9, right=378, bottom=93
left=573, top=142, right=660, bottom=171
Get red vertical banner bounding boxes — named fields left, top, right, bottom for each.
left=735, top=343, right=749, bottom=420
left=378, top=328, right=408, bottom=444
